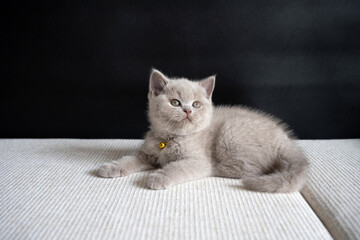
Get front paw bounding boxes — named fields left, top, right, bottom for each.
left=147, top=172, right=170, bottom=190
left=97, top=162, right=126, bottom=178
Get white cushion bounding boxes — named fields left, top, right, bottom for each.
left=299, top=139, right=360, bottom=240
left=0, top=139, right=332, bottom=239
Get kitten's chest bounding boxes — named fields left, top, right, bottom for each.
left=155, top=139, right=187, bottom=165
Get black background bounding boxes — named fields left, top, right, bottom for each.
left=3, top=0, right=360, bottom=139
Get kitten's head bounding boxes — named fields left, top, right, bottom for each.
left=148, top=69, right=215, bottom=136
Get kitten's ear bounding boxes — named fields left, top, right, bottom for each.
left=149, top=69, right=169, bottom=96
left=200, top=75, right=216, bottom=99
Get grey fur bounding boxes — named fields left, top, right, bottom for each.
left=97, top=69, right=309, bottom=193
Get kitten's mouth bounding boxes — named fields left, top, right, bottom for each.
left=183, top=116, right=191, bottom=122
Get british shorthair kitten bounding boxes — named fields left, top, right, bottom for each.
left=97, top=69, right=309, bottom=193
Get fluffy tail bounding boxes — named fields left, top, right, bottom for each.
left=242, top=145, right=309, bottom=193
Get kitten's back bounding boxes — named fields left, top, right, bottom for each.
left=211, top=106, right=308, bottom=193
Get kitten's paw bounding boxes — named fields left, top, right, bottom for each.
left=147, top=172, right=170, bottom=190
left=97, top=162, right=126, bottom=178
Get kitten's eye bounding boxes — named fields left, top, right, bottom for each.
left=170, top=99, right=181, bottom=107
left=192, top=101, right=202, bottom=109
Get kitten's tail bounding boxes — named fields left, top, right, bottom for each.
left=242, top=144, right=309, bottom=193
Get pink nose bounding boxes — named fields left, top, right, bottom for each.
left=184, top=109, right=192, bottom=115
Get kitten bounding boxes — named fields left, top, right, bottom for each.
left=97, top=69, right=309, bottom=193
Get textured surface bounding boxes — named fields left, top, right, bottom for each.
left=0, top=139, right=333, bottom=240
left=299, top=139, right=360, bottom=240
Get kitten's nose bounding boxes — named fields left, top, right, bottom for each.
left=183, top=109, right=192, bottom=115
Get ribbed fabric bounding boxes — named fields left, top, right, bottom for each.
left=299, top=139, right=360, bottom=240
left=0, top=139, right=332, bottom=240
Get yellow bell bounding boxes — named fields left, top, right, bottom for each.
left=159, top=141, right=166, bottom=149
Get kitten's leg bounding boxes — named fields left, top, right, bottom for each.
left=147, top=157, right=212, bottom=190
left=97, top=155, right=154, bottom=178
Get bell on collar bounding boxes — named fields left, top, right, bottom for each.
left=159, top=141, right=167, bottom=149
